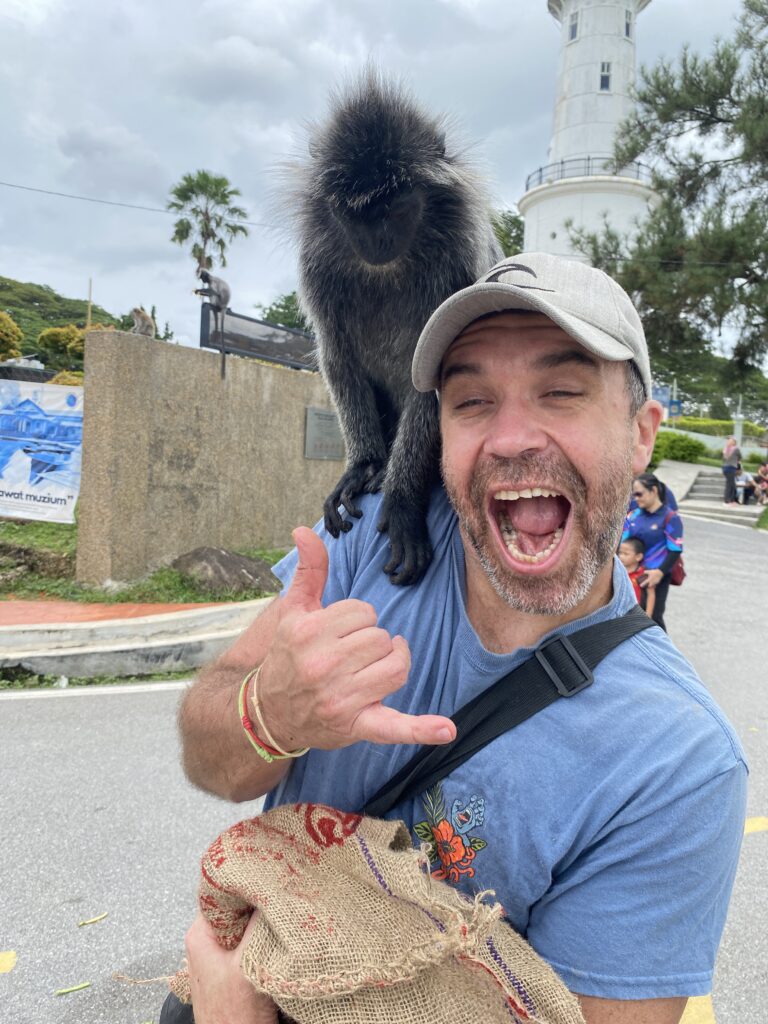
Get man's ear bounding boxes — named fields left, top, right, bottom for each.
left=632, top=400, right=663, bottom=474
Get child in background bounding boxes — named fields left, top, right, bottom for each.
left=618, top=537, right=655, bottom=620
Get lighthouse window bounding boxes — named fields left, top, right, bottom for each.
left=600, top=61, right=611, bottom=90
left=569, top=12, right=578, bottom=40
left=625, top=9, right=633, bottom=37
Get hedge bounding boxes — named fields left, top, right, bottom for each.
left=673, top=416, right=765, bottom=441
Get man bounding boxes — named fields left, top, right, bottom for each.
left=171, top=255, right=747, bottom=1024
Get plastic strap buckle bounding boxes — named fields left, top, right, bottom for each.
left=534, top=634, right=594, bottom=697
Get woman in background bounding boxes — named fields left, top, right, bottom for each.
left=622, top=473, right=683, bottom=632
left=722, top=436, right=741, bottom=506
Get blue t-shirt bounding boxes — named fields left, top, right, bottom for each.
left=622, top=505, right=683, bottom=570
left=267, top=489, right=746, bottom=1000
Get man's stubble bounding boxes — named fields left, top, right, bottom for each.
left=442, top=445, right=633, bottom=616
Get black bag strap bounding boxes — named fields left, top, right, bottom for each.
left=362, top=604, right=652, bottom=818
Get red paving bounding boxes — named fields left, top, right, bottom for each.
left=0, top=599, right=221, bottom=627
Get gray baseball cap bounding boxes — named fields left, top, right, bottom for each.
left=411, top=252, right=651, bottom=397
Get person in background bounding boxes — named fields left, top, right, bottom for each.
left=722, top=437, right=741, bottom=506
left=627, top=480, right=676, bottom=514
left=756, top=460, right=768, bottom=505
left=617, top=536, right=655, bottom=620
left=623, top=473, right=682, bottom=631
left=735, top=466, right=757, bottom=505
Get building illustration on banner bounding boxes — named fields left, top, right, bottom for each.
left=0, top=381, right=84, bottom=524
left=519, top=0, right=657, bottom=256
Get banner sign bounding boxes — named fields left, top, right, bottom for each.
left=0, top=380, right=84, bottom=524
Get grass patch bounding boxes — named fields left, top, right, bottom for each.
left=0, top=518, right=78, bottom=556
left=756, top=507, right=768, bottom=531
left=0, top=666, right=192, bottom=690
left=0, top=516, right=287, bottom=604
left=0, top=567, right=278, bottom=604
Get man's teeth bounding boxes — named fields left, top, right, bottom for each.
left=499, top=520, right=564, bottom=563
left=494, top=488, right=561, bottom=500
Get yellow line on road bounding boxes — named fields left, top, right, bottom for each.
left=681, top=995, right=716, bottom=1024
left=745, top=816, right=768, bottom=835
left=0, top=951, right=17, bottom=973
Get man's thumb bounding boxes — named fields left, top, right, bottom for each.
left=282, top=527, right=329, bottom=610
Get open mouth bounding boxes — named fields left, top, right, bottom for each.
left=491, top=487, right=572, bottom=568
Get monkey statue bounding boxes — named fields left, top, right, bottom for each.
left=289, top=71, right=502, bottom=585
left=195, top=269, right=231, bottom=376
left=130, top=307, right=156, bottom=338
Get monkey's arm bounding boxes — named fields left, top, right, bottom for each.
left=319, top=340, right=391, bottom=537
left=377, top=389, right=441, bottom=586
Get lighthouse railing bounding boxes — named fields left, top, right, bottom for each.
left=525, top=157, right=653, bottom=192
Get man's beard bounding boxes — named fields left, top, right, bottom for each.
left=442, top=448, right=632, bottom=616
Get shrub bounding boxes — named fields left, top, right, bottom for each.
left=49, top=370, right=84, bottom=386
left=653, top=430, right=706, bottom=464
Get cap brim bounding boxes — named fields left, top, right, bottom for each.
left=412, top=282, right=634, bottom=392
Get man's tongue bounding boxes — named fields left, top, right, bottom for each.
left=503, top=496, right=566, bottom=557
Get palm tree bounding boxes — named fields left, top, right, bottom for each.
left=167, top=170, right=249, bottom=271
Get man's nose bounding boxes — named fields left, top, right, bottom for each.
left=482, top=399, right=549, bottom=459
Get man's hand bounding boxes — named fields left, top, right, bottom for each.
left=185, top=912, right=277, bottom=1024
left=255, top=527, right=456, bottom=752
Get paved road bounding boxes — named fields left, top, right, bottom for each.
left=0, top=517, right=766, bottom=1024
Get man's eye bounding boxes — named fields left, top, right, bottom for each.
left=455, top=397, right=488, bottom=410
left=545, top=389, right=581, bottom=399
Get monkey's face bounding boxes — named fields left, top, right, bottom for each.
left=331, top=187, right=425, bottom=266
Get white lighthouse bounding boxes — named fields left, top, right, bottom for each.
left=519, top=0, right=657, bottom=257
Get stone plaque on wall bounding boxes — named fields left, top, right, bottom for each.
left=304, top=407, right=344, bottom=460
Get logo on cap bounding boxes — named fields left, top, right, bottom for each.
left=485, top=261, right=555, bottom=292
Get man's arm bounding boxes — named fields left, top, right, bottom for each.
left=178, top=527, right=456, bottom=802
left=576, top=995, right=686, bottom=1024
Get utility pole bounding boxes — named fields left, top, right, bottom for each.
left=86, top=278, right=93, bottom=330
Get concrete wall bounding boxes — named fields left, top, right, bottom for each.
left=76, top=331, right=344, bottom=585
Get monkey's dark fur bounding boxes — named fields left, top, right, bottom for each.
left=291, top=71, right=502, bottom=585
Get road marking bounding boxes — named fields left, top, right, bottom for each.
left=0, top=681, right=190, bottom=701
left=745, top=816, right=768, bottom=835
left=0, top=950, right=17, bottom=973
left=681, top=995, right=716, bottom=1024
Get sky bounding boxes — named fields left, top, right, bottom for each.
left=0, top=0, right=746, bottom=346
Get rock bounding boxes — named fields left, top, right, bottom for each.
left=171, top=547, right=278, bottom=594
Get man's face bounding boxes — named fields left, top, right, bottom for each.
left=438, top=313, right=658, bottom=616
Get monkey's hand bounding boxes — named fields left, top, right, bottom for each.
left=323, top=460, right=386, bottom=537
left=377, top=497, right=433, bottom=587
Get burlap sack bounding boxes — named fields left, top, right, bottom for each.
left=170, top=803, right=584, bottom=1024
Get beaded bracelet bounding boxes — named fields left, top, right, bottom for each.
left=238, top=666, right=309, bottom=761
left=250, top=664, right=309, bottom=759
left=238, top=668, right=277, bottom=762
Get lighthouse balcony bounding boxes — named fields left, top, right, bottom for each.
left=525, top=156, right=652, bottom=192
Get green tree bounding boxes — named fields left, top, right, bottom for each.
left=570, top=0, right=768, bottom=410
left=167, top=170, right=249, bottom=271
left=0, top=276, right=121, bottom=354
left=492, top=209, right=525, bottom=257
left=0, top=311, right=23, bottom=361
left=255, top=292, right=310, bottom=332
left=37, top=324, right=85, bottom=370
